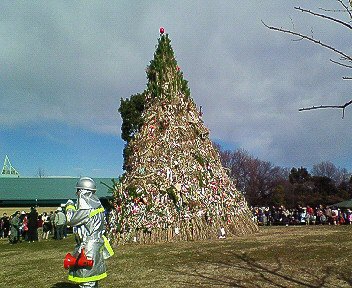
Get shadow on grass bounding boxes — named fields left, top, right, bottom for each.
left=51, top=282, right=78, bottom=288
left=168, top=251, right=352, bottom=288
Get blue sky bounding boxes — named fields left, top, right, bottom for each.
left=1, top=1, right=351, bottom=178
left=1, top=122, right=122, bottom=177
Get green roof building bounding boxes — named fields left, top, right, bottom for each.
left=0, top=177, right=115, bottom=207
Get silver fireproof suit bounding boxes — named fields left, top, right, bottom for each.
left=66, top=188, right=114, bottom=287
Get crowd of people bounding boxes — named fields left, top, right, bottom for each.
left=251, top=205, right=352, bottom=226
left=0, top=206, right=70, bottom=244
left=1, top=204, right=351, bottom=244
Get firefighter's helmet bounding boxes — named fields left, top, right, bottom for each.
left=76, top=177, right=96, bottom=192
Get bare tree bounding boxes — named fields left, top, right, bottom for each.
left=263, top=1, right=352, bottom=118
left=311, top=161, right=350, bottom=184
left=37, top=167, right=45, bottom=178
left=216, top=145, right=289, bottom=206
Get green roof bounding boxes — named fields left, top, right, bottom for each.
left=0, top=177, right=115, bottom=200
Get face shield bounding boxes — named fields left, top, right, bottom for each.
left=76, top=189, right=101, bottom=209
left=75, top=177, right=100, bottom=209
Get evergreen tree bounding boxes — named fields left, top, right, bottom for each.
left=146, top=33, right=190, bottom=101
left=118, top=92, right=146, bottom=171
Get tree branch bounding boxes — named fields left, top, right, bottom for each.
left=294, top=6, right=352, bottom=30
left=336, top=0, right=352, bottom=19
left=330, top=59, right=352, bottom=68
left=299, top=99, right=352, bottom=118
left=261, top=20, right=352, bottom=62
left=263, top=2, right=352, bottom=118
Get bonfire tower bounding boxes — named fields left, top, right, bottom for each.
left=113, top=28, right=258, bottom=244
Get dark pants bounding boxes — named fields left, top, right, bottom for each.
left=27, top=227, right=38, bottom=241
left=56, top=225, right=64, bottom=240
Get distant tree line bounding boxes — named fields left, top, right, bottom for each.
left=215, top=143, right=352, bottom=208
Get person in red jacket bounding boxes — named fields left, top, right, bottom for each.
left=306, top=205, right=314, bottom=225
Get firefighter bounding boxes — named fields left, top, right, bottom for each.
left=64, top=177, right=114, bottom=288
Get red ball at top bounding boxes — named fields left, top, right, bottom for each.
left=159, top=27, right=165, bottom=34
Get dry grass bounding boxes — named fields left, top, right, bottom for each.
left=1, top=225, right=352, bottom=287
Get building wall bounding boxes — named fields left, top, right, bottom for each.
left=0, top=177, right=115, bottom=206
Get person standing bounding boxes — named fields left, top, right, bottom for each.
left=42, top=212, right=51, bottom=240
left=20, top=211, right=28, bottom=241
left=65, top=177, right=114, bottom=288
left=37, top=213, right=44, bottom=240
left=27, top=207, right=39, bottom=242
left=54, top=207, right=66, bottom=240
left=0, top=216, right=3, bottom=238
left=3, top=213, right=10, bottom=238
left=9, top=211, right=21, bottom=244
left=49, top=211, right=55, bottom=238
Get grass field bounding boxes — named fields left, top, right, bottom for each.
left=1, top=225, right=352, bottom=288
